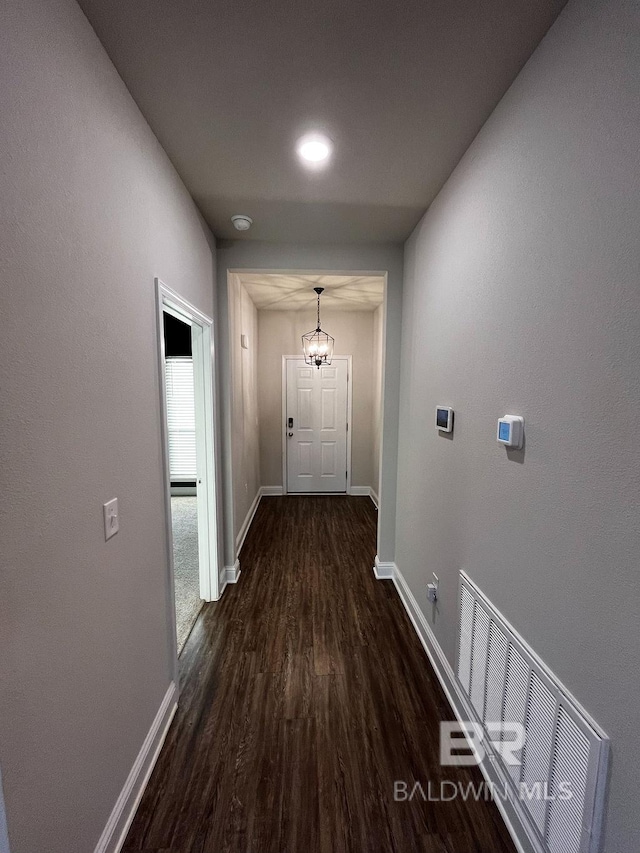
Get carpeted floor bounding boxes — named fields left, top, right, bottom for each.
left=171, top=496, right=202, bottom=654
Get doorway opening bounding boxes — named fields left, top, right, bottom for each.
left=225, top=271, right=386, bottom=570
left=156, top=279, right=220, bottom=661
left=163, top=311, right=201, bottom=652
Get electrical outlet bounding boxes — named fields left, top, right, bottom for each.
left=103, top=498, right=119, bottom=541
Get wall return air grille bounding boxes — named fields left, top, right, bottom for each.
left=457, top=572, right=609, bottom=853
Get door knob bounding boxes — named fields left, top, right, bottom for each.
left=288, top=432, right=293, bottom=437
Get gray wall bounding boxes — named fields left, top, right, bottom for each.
left=257, top=309, right=378, bottom=489
left=216, top=241, right=403, bottom=567
left=396, top=0, right=640, bottom=848
left=0, top=1, right=216, bottom=851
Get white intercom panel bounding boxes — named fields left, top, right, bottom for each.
left=436, top=407, right=454, bottom=433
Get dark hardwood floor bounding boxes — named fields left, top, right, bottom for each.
left=123, top=496, right=516, bottom=853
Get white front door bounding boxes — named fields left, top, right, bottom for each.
left=286, top=358, right=349, bottom=493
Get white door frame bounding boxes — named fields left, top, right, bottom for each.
left=0, top=765, right=9, bottom=853
left=155, top=279, right=221, bottom=665
left=281, top=355, right=353, bottom=495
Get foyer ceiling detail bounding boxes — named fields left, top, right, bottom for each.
left=77, top=0, right=566, bottom=243
left=237, top=274, right=385, bottom=312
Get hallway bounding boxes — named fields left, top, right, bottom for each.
left=123, top=497, right=515, bottom=853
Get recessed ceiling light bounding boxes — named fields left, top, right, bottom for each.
left=231, top=214, right=253, bottom=231
left=296, top=133, right=333, bottom=167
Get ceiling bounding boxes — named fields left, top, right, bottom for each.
left=237, top=273, right=385, bottom=312
left=77, top=0, right=566, bottom=244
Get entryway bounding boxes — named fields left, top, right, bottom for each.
left=223, top=270, right=387, bottom=573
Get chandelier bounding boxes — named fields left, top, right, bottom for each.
left=302, top=287, right=334, bottom=368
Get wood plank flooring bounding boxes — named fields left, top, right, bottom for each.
left=123, top=496, right=516, bottom=853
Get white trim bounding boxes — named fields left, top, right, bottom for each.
left=381, top=562, right=538, bottom=853
left=281, top=355, right=353, bottom=495
left=0, top=766, right=10, bottom=853
left=193, top=319, right=217, bottom=600
left=224, top=560, right=241, bottom=584
left=345, top=358, right=353, bottom=495
left=373, top=555, right=394, bottom=579
left=349, top=485, right=370, bottom=496
left=351, top=486, right=379, bottom=508
left=281, top=357, right=287, bottom=493
left=233, top=485, right=283, bottom=561
left=93, top=682, right=178, bottom=853
left=281, top=492, right=347, bottom=496
left=218, top=565, right=228, bottom=597
left=260, top=485, right=283, bottom=496
left=156, top=282, right=221, bottom=640
left=235, top=488, right=261, bottom=554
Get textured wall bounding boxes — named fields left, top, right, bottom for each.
left=0, top=1, right=216, bottom=851
left=396, top=0, right=640, bottom=848
left=257, top=309, right=376, bottom=489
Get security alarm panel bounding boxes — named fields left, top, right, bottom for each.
left=436, top=407, right=454, bottom=433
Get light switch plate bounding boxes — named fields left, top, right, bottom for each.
left=103, top=498, right=119, bottom=540
left=241, top=333, right=249, bottom=349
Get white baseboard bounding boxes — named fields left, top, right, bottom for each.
left=349, top=485, right=370, bottom=497
left=373, top=554, right=394, bottom=579
left=390, top=564, right=536, bottom=853
left=94, top=681, right=178, bottom=853
left=260, top=485, right=283, bottom=496
left=224, top=559, right=241, bottom=584
left=350, top=486, right=379, bottom=509
left=218, top=566, right=228, bottom=597
left=235, top=489, right=261, bottom=554
left=227, top=484, right=282, bottom=596
left=234, top=487, right=284, bottom=558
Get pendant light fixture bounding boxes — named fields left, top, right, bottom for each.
left=302, top=287, right=334, bottom=368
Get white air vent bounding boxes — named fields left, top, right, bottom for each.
left=457, top=572, right=609, bottom=853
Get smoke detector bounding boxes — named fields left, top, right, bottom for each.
left=231, top=214, right=253, bottom=231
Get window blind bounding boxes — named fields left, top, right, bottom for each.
left=165, top=357, right=197, bottom=480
